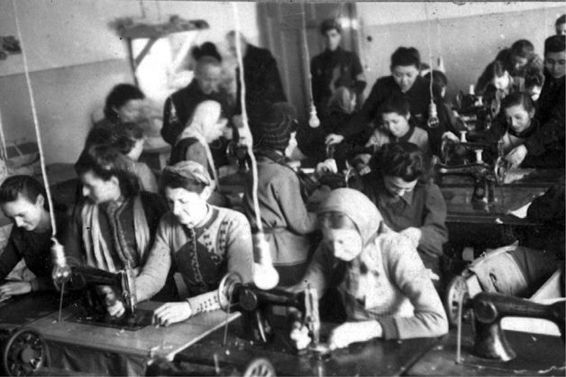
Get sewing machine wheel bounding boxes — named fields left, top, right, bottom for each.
left=218, top=272, right=243, bottom=310
left=445, top=275, right=470, bottom=326
left=242, top=358, right=275, bottom=377
left=2, top=328, right=49, bottom=376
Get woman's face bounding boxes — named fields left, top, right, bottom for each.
left=319, top=212, right=363, bottom=262
left=383, top=175, right=418, bottom=199
left=381, top=112, right=410, bottom=138
left=204, top=117, right=228, bottom=143
left=115, top=99, right=144, bottom=122
left=391, top=65, right=419, bottom=93
left=165, top=187, right=208, bottom=227
left=493, top=72, right=511, bottom=91
left=504, top=104, right=534, bottom=134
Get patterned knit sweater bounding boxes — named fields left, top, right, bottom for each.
left=135, top=206, right=253, bottom=301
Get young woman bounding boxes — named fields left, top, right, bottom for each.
left=134, top=161, right=253, bottom=326
left=490, top=92, right=564, bottom=168
left=86, top=84, right=147, bottom=148
left=169, top=100, right=229, bottom=184
left=114, top=122, right=158, bottom=193
left=351, top=142, right=447, bottom=278
left=292, top=188, right=447, bottom=349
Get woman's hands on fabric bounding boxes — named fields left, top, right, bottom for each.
left=0, top=281, right=32, bottom=300
left=505, top=145, right=527, bottom=168
left=325, top=134, right=344, bottom=146
left=289, top=321, right=312, bottom=350
left=328, top=321, right=382, bottom=350
left=153, top=302, right=193, bottom=327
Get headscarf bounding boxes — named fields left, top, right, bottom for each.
left=163, top=160, right=214, bottom=190
left=318, top=188, right=383, bottom=246
left=176, top=100, right=221, bottom=187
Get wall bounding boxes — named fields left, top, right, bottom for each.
left=0, top=0, right=258, bottom=164
left=356, top=2, right=565, bottom=100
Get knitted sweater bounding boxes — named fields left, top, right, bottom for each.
left=303, top=230, right=448, bottom=339
left=135, top=206, right=253, bottom=301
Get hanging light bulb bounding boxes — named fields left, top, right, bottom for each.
left=51, top=239, right=71, bottom=290
left=252, top=232, right=279, bottom=290
left=308, top=104, right=320, bottom=128
left=427, top=101, right=440, bottom=129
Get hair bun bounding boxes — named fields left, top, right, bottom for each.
left=191, top=42, right=222, bottom=62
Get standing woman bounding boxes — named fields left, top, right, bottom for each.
left=133, top=161, right=253, bottom=325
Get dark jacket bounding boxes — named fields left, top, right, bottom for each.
left=0, top=205, right=68, bottom=291
left=311, top=47, right=365, bottom=116
left=236, top=44, right=286, bottom=124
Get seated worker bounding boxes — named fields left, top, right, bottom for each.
left=476, top=39, right=543, bottom=95
left=0, top=175, right=67, bottom=299
left=65, top=145, right=177, bottom=313
left=226, top=30, right=287, bottom=137
left=86, top=84, right=146, bottom=147
left=365, top=94, right=429, bottom=154
left=310, top=18, right=366, bottom=119
left=298, top=86, right=362, bottom=168
left=114, top=122, right=158, bottom=193
left=351, top=142, right=447, bottom=280
left=489, top=92, right=564, bottom=168
left=464, top=179, right=564, bottom=298
left=162, top=43, right=232, bottom=149
left=132, top=161, right=253, bottom=326
left=243, top=103, right=318, bottom=286
left=344, top=47, right=450, bottom=157
left=535, top=35, right=565, bottom=135
left=291, top=188, right=447, bottom=349
left=557, top=14, right=566, bottom=35
left=169, top=100, right=228, bottom=179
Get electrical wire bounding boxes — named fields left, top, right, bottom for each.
left=11, top=0, right=57, bottom=238
left=231, top=3, right=263, bottom=234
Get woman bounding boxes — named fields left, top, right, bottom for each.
left=484, top=92, right=564, bottom=168
left=351, top=142, right=447, bottom=279
left=114, top=122, right=158, bottom=193
left=292, top=188, right=447, bottom=349
left=86, top=84, right=146, bottom=148
left=243, top=102, right=318, bottom=287
left=133, top=161, right=253, bottom=326
left=169, top=100, right=229, bottom=185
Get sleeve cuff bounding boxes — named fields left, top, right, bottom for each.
left=377, top=317, right=399, bottom=340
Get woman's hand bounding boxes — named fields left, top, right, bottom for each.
left=325, top=134, right=344, bottom=146
left=153, top=302, right=192, bottom=327
left=505, top=145, right=527, bottom=168
left=328, top=321, right=382, bottom=350
left=0, top=281, right=32, bottom=300
left=289, top=321, right=311, bottom=350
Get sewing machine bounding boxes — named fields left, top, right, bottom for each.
left=217, top=273, right=322, bottom=350
left=0, top=327, right=49, bottom=376
left=63, top=266, right=150, bottom=330
left=440, top=134, right=500, bottom=166
left=435, top=156, right=507, bottom=207
left=454, top=90, right=500, bottom=132
left=469, top=292, right=565, bottom=361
